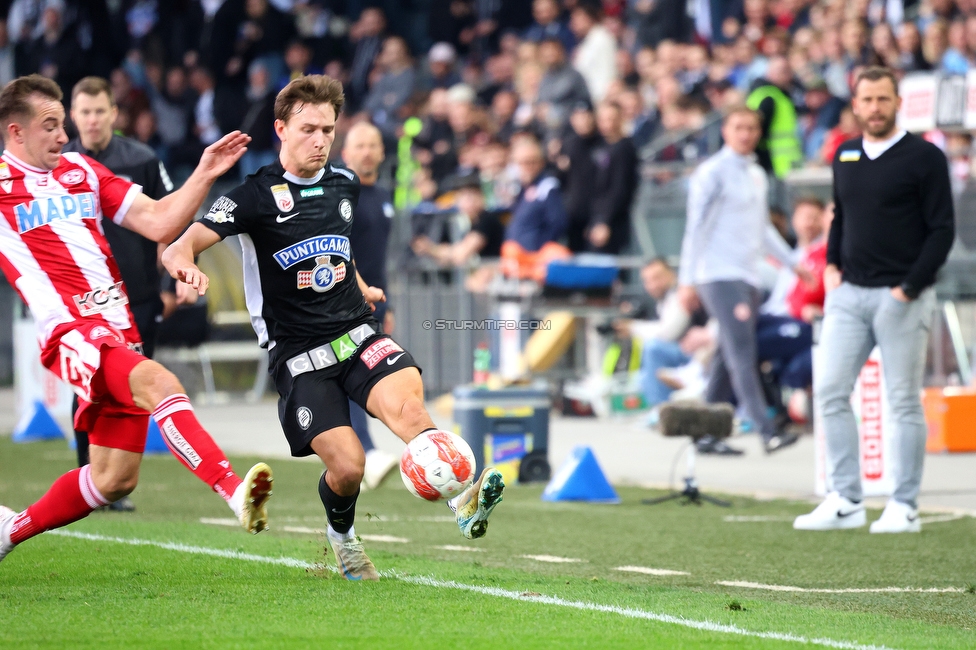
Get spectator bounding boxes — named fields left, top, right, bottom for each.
left=0, top=20, right=15, bottom=88
left=923, top=18, right=949, bottom=69
left=587, top=101, right=637, bottom=254
left=150, top=66, right=194, bottom=151
left=629, top=0, right=690, bottom=48
left=413, top=171, right=506, bottom=266
left=488, top=87, right=520, bottom=143
left=800, top=77, right=844, bottom=161
left=524, top=0, right=575, bottom=52
left=747, top=55, right=803, bottom=178
left=614, top=258, right=707, bottom=413
left=478, top=52, right=517, bottom=105
left=189, top=66, right=222, bottom=146
left=279, top=39, right=322, bottom=89
left=677, top=107, right=804, bottom=455
left=505, top=135, right=568, bottom=251
left=942, top=18, right=969, bottom=73
left=238, top=57, right=278, bottom=178
left=897, top=21, right=931, bottom=72
left=821, top=104, right=861, bottom=164
left=223, top=0, right=294, bottom=82
left=23, top=3, right=82, bottom=95
left=362, top=36, right=417, bottom=136
left=870, top=22, right=901, bottom=69
left=570, top=3, right=618, bottom=103
left=558, top=103, right=601, bottom=252
left=536, top=37, right=591, bottom=135
left=478, top=139, right=518, bottom=209
left=347, top=7, right=387, bottom=111
left=418, top=42, right=462, bottom=92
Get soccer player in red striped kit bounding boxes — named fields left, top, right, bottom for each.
left=0, top=75, right=274, bottom=564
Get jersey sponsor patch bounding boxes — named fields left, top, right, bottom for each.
left=74, top=281, right=129, bottom=317
left=0, top=180, right=12, bottom=193
left=339, top=198, right=353, bottom=221
left=330, top=165, right=355, bottom=181
left=58, top=169, right=85, bottom=185
left=205, top=196, right=237, bottom=224
left=15, top=192, right=97, bottom=232
left=0, top=161, right=10, bottom=179
left=297, top=256, right=346, bottom=292
left=88, top=324, right=124, bottom=343
left=273, top=234, right=351, bottom=269
left=360, top=338, right=403, bottom=370
left=271, top=183, right=295, bottom=211
left=299, top=186, right=324, bottom=198
left=839, top=150, right=861, bottom=162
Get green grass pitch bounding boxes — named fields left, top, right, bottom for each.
left=1, top=437, right=975, bottom=649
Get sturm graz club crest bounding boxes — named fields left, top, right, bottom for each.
left=296, top=407, right=312, bottom=430
left=339, top=198, right=353, bottom=221
left=297, top=255, right=346, bottom=292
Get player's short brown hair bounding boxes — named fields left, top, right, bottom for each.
left=853, top=66, right=899, bottom=96
left=72, top=76, right=114, bottom=104
left=723, top=105, right=761, bottom=126
left=0, top=74, right=63, bottom=130
left=274, top=74, right=345, bottom=123
left=794, top=196, right=826, bottom=211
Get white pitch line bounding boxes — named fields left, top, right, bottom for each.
left=615, top=566, right=690, bottom=576
left=716, top=581, right=966, bottom=594
left=47, top=529, right=896, bottom=650
left=199, top=517, right=239, bottom=527
left=520, top=554, right=586, bottom=563
left=723, top=516, right=797, bottom=523
left=433, top=545, right=484, bottom=553
left=918, top=514, right=966, bottom=525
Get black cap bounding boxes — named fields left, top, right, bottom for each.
left=446, top=171, right=482, bottom=192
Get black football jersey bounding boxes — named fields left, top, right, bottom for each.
left=198, top=160, right=375, bottom=360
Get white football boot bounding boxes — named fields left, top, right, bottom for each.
left=328, top=529, right=379, bottom=581
left=451, top=468, right=505, bottom=540
left=793, top=492, right=866, bottom=530
left=362, top=449, right=398, bottom=491
left=234, top=463, right=274, bottom=534
left=869, top=500, right=921, bottom=534
left=0, top=506, right=17, bottom=563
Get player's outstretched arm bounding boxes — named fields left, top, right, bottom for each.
left=161, top=223, right=223, bottom=296
left=120, top=131, right=251, bottom=243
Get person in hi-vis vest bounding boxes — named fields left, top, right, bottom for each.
left=746, top=56, right=803, bottom=179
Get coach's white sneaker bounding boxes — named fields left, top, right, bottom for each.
left=793, top=492, right=866, bottom=531
left=234, top=463, right=273, bottom=534
left=362, top=449, right=398, bottom=490
left=452, top=468, right=505, bottom=540
left=0, top=506, right=17, bottom=563
left=869, top=500, right=921, bottom=534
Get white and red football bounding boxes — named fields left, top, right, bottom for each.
left=400, top=430, right=476, bottom=501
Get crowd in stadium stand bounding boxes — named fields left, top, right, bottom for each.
left=3, top=1, right=973, bottom=212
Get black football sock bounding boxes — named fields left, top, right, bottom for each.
left=318, top=472, right=358, bottom=535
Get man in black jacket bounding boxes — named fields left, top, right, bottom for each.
left=63, top=76, right=175, bottom=511
left=794, top=67, right=954, bottom=534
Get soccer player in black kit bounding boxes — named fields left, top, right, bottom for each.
left=163, top=75, right=505, bottom=580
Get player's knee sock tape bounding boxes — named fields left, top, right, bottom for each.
left=319, top=472, right=358, bottom=535
left=9, top=466, right=108, bottom=544
left=151, top=394, right=242, bottom=502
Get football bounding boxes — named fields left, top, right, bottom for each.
left=400, top=430, right=476, bottom=501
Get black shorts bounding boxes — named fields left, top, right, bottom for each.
left=272, top=334, right=421, bottom=457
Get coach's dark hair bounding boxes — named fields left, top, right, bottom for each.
left=72, top=76, right=114, bottom=105
left=274, top=74, right=345, bottom=123
left=0, top=74, right=63, bottom=130
left=853, top=66, right=899, bottom=96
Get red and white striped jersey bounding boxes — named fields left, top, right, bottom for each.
left=0, top=150, right=144, bottom=346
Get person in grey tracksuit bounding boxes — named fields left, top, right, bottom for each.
left=677, top=107, right=804, bottom=454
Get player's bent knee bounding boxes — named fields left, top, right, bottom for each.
left=329, top=461, right=365, bottom=493
left=129, top=360, right=186, bottom=411
left=91, top=467, right=139, bottom=502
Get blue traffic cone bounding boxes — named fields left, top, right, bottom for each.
left=143, top=419, right=169, bottom=454
left=542, top=445, right=620, bottom=503
left=13, top=399, right=65, bottom=442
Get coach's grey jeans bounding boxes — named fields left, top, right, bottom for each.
left=698, top=280, right=775, bottom=438
left=815, top=282, right=935, bottom=507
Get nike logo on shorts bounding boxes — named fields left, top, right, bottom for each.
left=387, top=353, right=405, bottom=365
left=276, top=212, right=299, bottom=223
